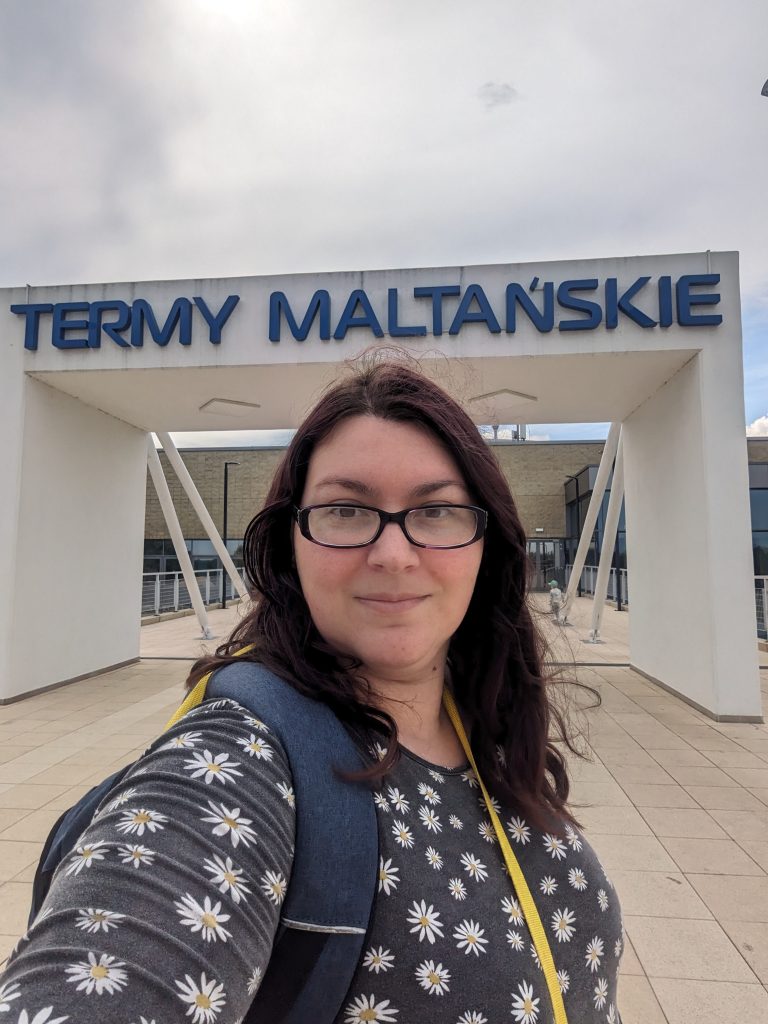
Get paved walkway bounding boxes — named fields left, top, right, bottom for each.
left=1, top=597, right=767, bottom=1023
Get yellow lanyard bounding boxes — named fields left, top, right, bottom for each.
left=442, top=689, right=569, bottom=1024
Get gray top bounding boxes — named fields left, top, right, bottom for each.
left=0, top=698, right=623, bottom=1024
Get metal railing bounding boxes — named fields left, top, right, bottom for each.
left=142, top=569, right=248, bottom=617
left=757, top=576, right=767, bottom=640
left=565, top=565, right=629, bottom=606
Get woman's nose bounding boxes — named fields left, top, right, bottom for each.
left=366, top=522, right=420, bottom=571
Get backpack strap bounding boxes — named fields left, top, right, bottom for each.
left=206, top=661, right=378, bottom=1024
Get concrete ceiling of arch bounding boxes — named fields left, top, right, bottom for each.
left=29, top=349, right=698, bottom=430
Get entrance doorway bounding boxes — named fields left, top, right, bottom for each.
left=527, top=539, right=567, bottom=591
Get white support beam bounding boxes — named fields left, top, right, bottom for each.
left=146, top=438, right=213, bottom=640
left=155, top=431, right=249, bottom=603
left=561, top=422, right=621, bottom=624
left=588, top=431, right=625, bottom=642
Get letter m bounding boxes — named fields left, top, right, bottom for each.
left=269, top=290, right=330, bottom=342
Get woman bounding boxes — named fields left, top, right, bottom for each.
left=0, top=359, right=623, bottom=1024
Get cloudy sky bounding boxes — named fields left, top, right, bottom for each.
left=2, top=0, right=767, bottom=444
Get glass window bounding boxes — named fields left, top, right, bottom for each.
left=749, top=464, right=768, bottom=488
left=750, top=491, right=768, bottom=532
left=754, top=532, right=768, bottom=575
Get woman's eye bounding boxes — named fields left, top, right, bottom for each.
left=331, top=506, right=363, bottom=518
left=417, top=506, right=452, bottom=519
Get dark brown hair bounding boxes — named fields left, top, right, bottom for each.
left=189, top=355, right=588, bottom=831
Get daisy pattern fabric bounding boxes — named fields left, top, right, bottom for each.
left=337, top=748, right=624, bottom=1024
left=0, top=699, right=624, bottom=1023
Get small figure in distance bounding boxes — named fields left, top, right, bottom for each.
left=548, top=578, right=564, bottom=623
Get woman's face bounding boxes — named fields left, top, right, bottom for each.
left=294, top=415, right=484, bottom=684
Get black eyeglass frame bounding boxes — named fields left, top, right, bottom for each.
left=294, top=503, right=488, bottom=549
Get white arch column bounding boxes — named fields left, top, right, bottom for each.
left=623, top=348, right=761, bottom=720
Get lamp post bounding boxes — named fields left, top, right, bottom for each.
left=221, top=461, right=239, bottom=608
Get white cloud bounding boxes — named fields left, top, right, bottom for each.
left=747, top=415, right=768, bottom=437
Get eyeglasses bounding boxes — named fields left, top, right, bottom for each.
left=294, top=503, right=488, bottom=549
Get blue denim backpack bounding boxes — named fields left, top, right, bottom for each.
left=29, top=661, right=379, bottom=1024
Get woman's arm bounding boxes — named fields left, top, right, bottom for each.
left=0, top=698, right=296, bottom=1024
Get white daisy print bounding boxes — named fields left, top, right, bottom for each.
left=65, top=842, right=108, bottom=876
left=418, top=806, right=442, bottom=833
left=457, top=1013, right=488, bottom=1024
left=344, top=994, right=399, bottom=1022
left=74, top=908, right=125, bottom=934
left=164, top=731, right=203, bottom=749
left=175, top=971, right=227, bottom=1023
left=64, top=952, right=128, bottom=995
left=200, top=801, right=257, bottom=848
left=261, top=870, right=287, bottom=905
left=428, top=770, right=445, bottom=783
left=460, top=852, right=488, bottom=882
left=614, top=937, right=623, bottom=958
left=449, top=814, right=464, bottom=830
left=425, top=846, right=443, bottom=869
left=557, top=969, right=570, bottom=994
left=118, top=843, right=155, bottom=869
left=378, top=857, right=400, bottom=895
left=275, top=781, right=295, bottom=807
left=593, top=977, right=608, bottom=1010
left=235, top=734, right=274, bottom=760
left=374, top=792, right=390, bottom=812
left=107, top=786, right=138, bottom=810
left=539, top=875, right=558, bottom=895
left=448, top=877, right=468, bottom=901
left=461, top=769, right=479, bottom=788
left=501, top=895, right=524, bottom=925
left=478, top=820, right=497, bottom=843
left=454, top=919, right=489, bottom=957
left=386, top=787, right=410, bottom=814
left=568, top=867, right=588, bottom=891
left=183, top=750, right=243, bottom=785
left=585, top=935, right=604, bottom=973
left=247, top=965, right=262, bottom=996
left=507, top=929, right=525, bottom=951
left=418, top=782, right=442, bottom=805
left=598, top=888, right=609, bottom=912
left=175, top=893, right=232, bottom=942
left=606, top=1003, right=618, bottom=1024
left=565, top=824, right=583, bottom=852
left=530, top=942, right=541, bottom=969
left=116, top=808, right=168, bottom=836
left=370, top=742, right=388, bottom=762
left=407, top=900, right=444, bottom=943
left=551, top=907, right=576, bottom=943
left=0, top=981, right=20, bottom=1012
left=362, top=946, right=395, bottom=974
left=244, top=715, right=269, bottom=732
left=511, top=980, right=540, bottom=1024
left=415, top=959, right=451, bottom=995
left=542, top=834, right=567, bottom=860
left=391, top=820, right=414, bottom=849
left=203, top=854, right=252, bottom=904
left=16, top=1009, right=69, bottom=1024
left=496, top=743, right=508, bottom=766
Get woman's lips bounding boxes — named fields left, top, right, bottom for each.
left=355, top=595, right=427, bottom=613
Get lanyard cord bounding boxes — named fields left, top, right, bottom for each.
left=442, top=690, right=569, bottom=1024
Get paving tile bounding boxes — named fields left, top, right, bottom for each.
left=619, top=933, right=644, bottom=975
left=671, top=727, right=744, bottom=751
left=0, top=840, right=43, bottom=883
left=22, top=764, right=101, bottom=787
left=709, top=809, right=768, bottom=843
left=684, top=785, right=766, bottom=811
left=748, top=788, right=768, bottom=807
left=588, top=833, right=679, bottom=873
left=0, top=881, right=34, bottom=937
left=568, top=781, right=632, bottom=807
left=608, top=764, right=676, bottom=786
left=688, top=875, right=768, bottom=923
left=739, top=841, right=768, bottom=873
left=620, top=783, right=698, bottom=808
left=608, top=870, right=713, bottom=919
left=663, top=765, right=740, bottom=787
left=0, top=933, right=20, bottom=964
left=577, top=805, right=652, bottom=836
left=650, top=748, right=711, bottom=768
left=705, top=749, right=768, bottom=769
left=639, top=807, right=727, bottom=839
left=625, top=916, right=757, bottom=981
left=660, top=837, right=765, bottom=876
left=599, top=749, right=659, bottom=767
left=0, top=783, right=71, bottom=809
left=0, top=746, right=39, bottom=765
left=616, top=975, right=668, bottom=1023
left=725, top=767, right=768, bottom=788
left=0, top=806, right=65, bottom=843
left=650, top=978, right=768, bottom=1024
left=720, top=921, right=768, bottom=985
